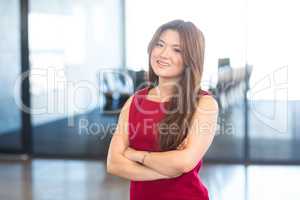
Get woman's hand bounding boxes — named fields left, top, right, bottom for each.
left=176, top=138, right=188, bottom=150
left=124, top=147, right=145, bottom=163
left=124, top=138, right=187, bottom=164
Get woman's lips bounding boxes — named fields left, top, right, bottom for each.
left=157, top=60, right=170, bottom=67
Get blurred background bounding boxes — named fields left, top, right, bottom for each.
left=0, top=0, right=299, bottom=199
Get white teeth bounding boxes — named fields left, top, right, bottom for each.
left=157, top=60, right=169, bottom=66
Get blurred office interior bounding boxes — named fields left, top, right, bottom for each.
left=0, top=0, right=299, bottom=199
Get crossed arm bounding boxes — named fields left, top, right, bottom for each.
left=106, top=131, right=173, bottom=181
left=106, top=95, right=219, bottom=181
left=107, top=95, right=174, bottom=181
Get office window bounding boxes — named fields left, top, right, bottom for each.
left=0, top=0, right=22, bottom=151
left=29, top=0, right=122, bottom=157
left=247, top=0, right=300, bottom=161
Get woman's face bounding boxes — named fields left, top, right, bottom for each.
left=150, top=29, right=184, bottom=80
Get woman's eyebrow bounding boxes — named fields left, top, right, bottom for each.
left=158, top=39, right=181, bottom=47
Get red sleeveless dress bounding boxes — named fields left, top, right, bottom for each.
left=128, top=86, right=210, bottom=200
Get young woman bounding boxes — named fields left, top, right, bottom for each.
left=107, top=19, right=219, bottom=200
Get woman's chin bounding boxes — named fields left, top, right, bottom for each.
left=153, top=65, right=170, bottom=73
left=153, top=69, right=170, bottom=77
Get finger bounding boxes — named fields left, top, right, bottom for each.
left=183, top=139, right=188, bottom=145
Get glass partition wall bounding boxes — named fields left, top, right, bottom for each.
left=0, top=0, right=23, bottom=153
left=246, top=0, right=300, bottom=163
left=28, top=0, right=123, bottom=158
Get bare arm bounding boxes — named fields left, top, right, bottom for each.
left=124, top=95, right=219, bottom=176
left=106, top=95, right=180, bottom=181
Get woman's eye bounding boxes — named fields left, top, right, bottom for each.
left=174, top=49, right=182, bottom=53
left=156, top=43, right=163, bottom=47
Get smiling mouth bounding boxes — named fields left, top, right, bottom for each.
left=157, top=60, right=170, bottom=67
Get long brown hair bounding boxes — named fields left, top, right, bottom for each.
left=147, top=19, right=205, bottom=151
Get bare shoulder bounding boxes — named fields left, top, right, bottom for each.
left=197, top=95, right=219, bottom=113
left=115, top=95, right=133, bottom=127
left=113, top=95, right=134, bottom=135
left=120, top=95, right=134, bottom=114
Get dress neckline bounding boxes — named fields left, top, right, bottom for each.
left=142, top=86, right=210, bottom=104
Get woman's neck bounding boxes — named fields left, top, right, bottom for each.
left=156, top=77, right=181, bottom=96
left=152, top=83, right=177, bottom=101
left=155, top=85, right=174, bottom=97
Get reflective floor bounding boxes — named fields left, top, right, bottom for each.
left=0, top=159, right=299, bottom=200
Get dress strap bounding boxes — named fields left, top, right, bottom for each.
left=132, top=87, right=148, bottom=107
left=199, top=89, right=211, bottom=96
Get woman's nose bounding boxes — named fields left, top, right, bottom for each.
left=159, top=47, right=171, bottom=58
